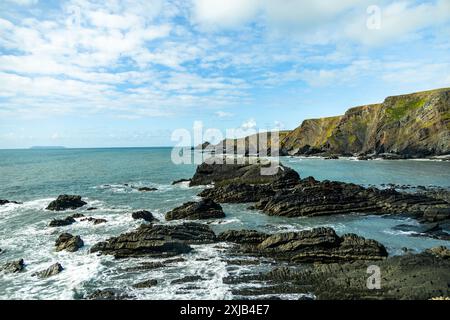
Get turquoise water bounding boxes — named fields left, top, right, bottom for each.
left=0, top=148, right=449, bottom=299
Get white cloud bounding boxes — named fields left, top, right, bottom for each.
left=215, top=111, right=233, bottom=118
left=241, top=118, right=257, bottom=130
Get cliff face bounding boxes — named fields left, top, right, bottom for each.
left=281, top=88, right=450, bottom=157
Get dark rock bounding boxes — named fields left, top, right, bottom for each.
left=136, top=187, right=157, bottom=192
left=199, top=183, right=274, bottom=203
left=0, top=199, right=21, bottom=205
left=172, top=179, right=191, bottom=185
left=133, top=279, right=158, bottom=288
left=218, top=229, right=269, bottom=244
left=171, top=276, right=205, bottom=284
left=132, top=210, right=157, bottom=222
left=240, top=227, right=387, bottom=263
left=87, top=289, right=131, bottom=300
left=91, top=223, right=215, bottom=258
left=324, top=155, right=339, bottom=160
left=49, top=216, right=76, bottom=227
left=423, top=207, right=450, bottom=222
left=81, top=217, right=107, bottom=225
left=55, top=233, right=84, bottom=252
left=71, top=213, right=85, bottom=218
left=189, top=157, right=300, bottom=187
left=86, top=207, right=97, bottom=211
left=46, top=195, right=87, bottom=211
left=33, top=262, right=63, bottom=278
left=165, top=199, right=225, bottom=221
left=1, top=259, right=25, bottom=273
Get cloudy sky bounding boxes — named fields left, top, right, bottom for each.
left=1, top=0, right=449, bottom=148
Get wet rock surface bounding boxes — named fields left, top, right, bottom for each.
left=133, top=279, right=158, bottom=288
left=91, top=223, right=216, bottom=258
left=189, top=157, right=300, bottom=187
left=0, top=199, right=21, bottom=205
left=165, top=198, right=225, bottom=221
left=55, top=233, right=84, bottom=252
left=33, top=262, right=64, bottom=278
left=49, top=216, right=76, bottom=227
left=227, top=250, right=450, bottom=300
left=222, top=227, right=388, bottom=263
left=132, top=210, right=157, bottom=222
left=46, top=195, right=87, bottom=211
left=86, top=289, right=132, bottom=300
left=1, top=259, right=25, bottom=273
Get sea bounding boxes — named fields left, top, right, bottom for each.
left=0, top=147, right=449, bottom=299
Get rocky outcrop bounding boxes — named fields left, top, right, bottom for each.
left=86, top=289, right=131, bottom=300
left=227, top=227, right=387, bottom=263
left=91, top=223, right=216, bottom=258
left=281, top=88, right=450, bottom=157
left=55, top=233, right=84, bottom=252
left=165, top=199, right=225, bottom=221
left=132, top=210, right=157, bottom=222
left=49, top=216, right=76, bottom=227
left=172, top=178, right=191, bottom=185
left=46, top=195, right=87, bottom=211
left=198, top=164, right=450, bottom=220
left=236, top=249, right=450, bottom=299
left=33, top=263, right=64, bottom=278
left=1, top=259, right=25, bottom=273
left=189, top=157, right=300, bottom=187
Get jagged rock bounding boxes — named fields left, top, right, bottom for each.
left=87, top=289, right=131, bottom=300
left=81, top=217, right=107, bottom=225
left=71, top=213, right=85, bottom=218
left=393, top=223, right=450, bottom=241
left=1, top=259, right=25, bottom=273
left=55, top=233, right=84, bottom=252
left=132, top=210, right=157, bottom=222
left=133, top=279, right=158, bottom=288
left=33, top=262, right=63, bottom=278
left=426, top=246, right=450, bottom=259
left=189, top=157, right=300, bottom=187
left=46, top=195, right=87, bottom=211
left=172, top=178, right=191, bottom=185
left=86, top=207, right=97, bottom=211
left=171, top=276, right=205, bottom=284
left=232, top=227, right=387, bottom=263
left=91, top=223, right=215, bottom=258
left=324, top=155, right=339, bottom=160
left=423, top=207, right=450, bottom=222
left=199, top=183, right=274, bottom=203
left=0, top=199, right=21, bottom=205
left=226, top=249, right=450, bottom=299
left=218, top=229, right=269, bottom=244
left=49, top=216, right=76, bottom=227
left=165, top=199, right=225, bottom=221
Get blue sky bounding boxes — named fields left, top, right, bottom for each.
left=0, top=0, right=449, bottom=148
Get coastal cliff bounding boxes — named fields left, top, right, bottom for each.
left=281, top=88, right=450, bottom=157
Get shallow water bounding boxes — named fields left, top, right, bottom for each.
left=0, top=148, right=449, bottom=299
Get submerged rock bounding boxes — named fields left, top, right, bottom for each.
left=46, top=195, right=87, bottom=211
left=55, top=233, right=84, bottom=252
left=81, top=217, right=107, bottom=225
left=1, top=259, right=25, bottom=273
left=33, top=262, right=63, bottom=278
left=132, top=210, right=157, bottom=222
left=171, top=275, right=205, bottom=284
left=0, top=199, right=21, bottom=205
left=136, top=187, right=157, bottom=192
left=91, top=223, right=216, bottom=258
left=165, top=199, right=225, bottom=221
left=87, top=289, right=131, bottom=300
left=133, top=279, right=158, bottom=288
left=49, top=216, right=76, bottom=227
left=172, top=178, right=191, bottom=185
